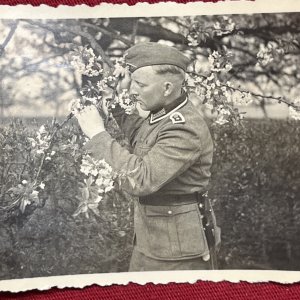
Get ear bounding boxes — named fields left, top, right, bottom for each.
left=163, top=81, right=174, bottom=97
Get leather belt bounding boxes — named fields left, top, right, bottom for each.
left=139, top=192, right=206, bottom=206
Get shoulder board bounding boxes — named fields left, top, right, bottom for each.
left=170, top=112, right=185, bottom=124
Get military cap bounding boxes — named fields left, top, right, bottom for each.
left=125, top=42, right=190, bottom=72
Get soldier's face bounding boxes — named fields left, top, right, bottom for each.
left=130, top=66, right=167, bottom=111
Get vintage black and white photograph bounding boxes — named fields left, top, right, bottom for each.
left=0, top=0, right=300, bottom=291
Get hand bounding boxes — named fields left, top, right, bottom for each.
left=76, top=105, right=105, bottom=139
left=113, top=65, right=131, bottom=94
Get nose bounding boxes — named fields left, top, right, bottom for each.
left=129, top=81, right=138, bottom=96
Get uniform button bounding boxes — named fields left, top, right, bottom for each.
left=168, top=210, right=173, bottom=215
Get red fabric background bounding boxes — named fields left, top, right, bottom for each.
left=0, top=0, right=300, bottom=298
left=0, top=0, right=221, bottom=6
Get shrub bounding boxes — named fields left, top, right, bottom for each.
left=0, top=119, right=133, bottom=279
left=210, top=120, right=300, bottom=270
left=0, top=118, right=299, bottom=279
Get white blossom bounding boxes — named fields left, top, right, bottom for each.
left=214, top=106, right=231, bottom=125
left=36, top=149, right=44, bottom=155
left=31, top=190, right=39, bottom=197
left=289, top=107, right=300, bottom=120
left=187, top=35, right=199, bottom=47
left=105, top=184, right=114, bottom=193
left=116, top=89, right=136, bottom=114
left=256, top=42, right=284, bottom=67
left=289, top=99, right=300, bottom=120
left=215, top=115, right=229, bottom=125
left=29, top=125, right=51, bottom=156
left=214, top=22, right=221, bottom=30
left=205, top=103, right=214, bottom=110
left=69, top=46, right=103, bottom=77
left=69, top=98, right=84, bottom=115
left=80, top=154, right=115, bottom=195
left=29, top=139, right=36, bottom=148
left=38, top=125, right=46, bottom=134
left=214, top=17, right=235, bottom=36
left=208, top=51, right=232, bottom=73
left=95, top=196, right=103, bottom=203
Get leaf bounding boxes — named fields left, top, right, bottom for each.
left=4, top=144, right=13, bottom=151
left=59, top=145, right=69, bottom=151
left=72, top=203, right=88, bottom=218
left=86, top=176, right=94, bottom=187
left=81, top=187, right=90, bottom=201
left=118, top=230, right=126, bottom=237
left=20, top=197, right=30, bottom=213
left=127, top=176, right=136, bottom=189
left=89, top=185, right=100, bottom=199
left=71, top=135, right=77, bottom=144
left=127, top=167, right=139, bottom=176
left=88, top=203, right=100, bottom=216
left=29, top=192, right=39, bottom=204
left=197, top=29, right=211, bottom=44
left=8, top=186, right=23, bottom=195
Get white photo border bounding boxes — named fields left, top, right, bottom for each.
left=0, top=0, right=300, bottom=292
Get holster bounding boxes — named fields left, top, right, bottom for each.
left=195, top=191, right=221, bottom=269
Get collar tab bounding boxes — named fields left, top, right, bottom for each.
left=149, top=97, right=188, bottom=125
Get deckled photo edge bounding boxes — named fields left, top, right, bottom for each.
left=0, top=0, right=300, bottom=292
left=1, top=270, right=300, bottom=293
left=0, top=0, right=299, bottom=18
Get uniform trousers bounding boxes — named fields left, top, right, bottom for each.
left=129, top=247, right=211, bottom=272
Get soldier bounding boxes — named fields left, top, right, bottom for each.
left=76, top=42, right=220, bottom=271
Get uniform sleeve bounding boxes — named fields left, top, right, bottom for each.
left=84, top=122, right=202, bottom=196
left=111, top=104, right=144, bottom=145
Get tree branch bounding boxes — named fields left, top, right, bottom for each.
left=0, top=21, right=19, bottom=57
left=164, top=17, right=190, bottom=29
left=80, top=21, right=133, bottom=47
left=188, top=71, right=299, bottom=109
left=108, top=18, right=187, bottom=46
left=20, top=20, right=114, bottom=69
left=220, top=24, right=300, bottom=40
left=131, top=19, right=139, bottom=45
left=14, top=52, right=70, bottom=77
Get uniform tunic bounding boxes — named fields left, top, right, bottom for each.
left=84, top=93, right=214, bottom=265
